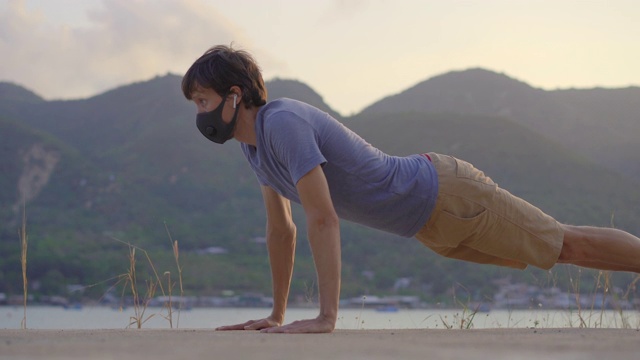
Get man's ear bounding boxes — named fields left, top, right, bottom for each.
left=229, top=85, right=242, bottom=107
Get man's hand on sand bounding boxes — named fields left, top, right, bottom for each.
left=260, top=315, right=335, bottom=334
left=216, top=316, right=281, bottom=331
left=217, top=315, right=335, bottom=333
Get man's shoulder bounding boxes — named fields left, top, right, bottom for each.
left=266, top=97, right=297, bottom=105
left=261, top=100, right=302, bottom=128
left=263, top=97, right=315, bottom=114
left=261, top=98, right=324, bottom=127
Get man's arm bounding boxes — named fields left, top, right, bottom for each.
left=263, top=165, right=341, bottom=333
left=262, top=185, right=297, bottom=324
left=216, top=185, right=296, bottom=331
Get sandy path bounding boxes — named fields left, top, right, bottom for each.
left=1, top=328, right=639, bottom=359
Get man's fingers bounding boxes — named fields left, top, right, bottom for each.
left=219, top=317, right=333, bottom=333
left=246, top=318, right=281, bottom=330
left=216, top=317, right=281, bottom=331
left=216, top=320, right=258, bottom=331
left=216, top=323, right=248, bottom=330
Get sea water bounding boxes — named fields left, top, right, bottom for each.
left=2, top=306, right=639, bottom=330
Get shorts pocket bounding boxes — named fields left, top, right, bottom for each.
left=436, top=208, right=489, bottom=248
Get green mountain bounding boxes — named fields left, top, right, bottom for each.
left=550, top=87, right=640, bottom=181
left=0, top=82, right=44, bottom=104
left=0, top=115, right=145, bottom=296
left=0, top=76, right=347, bottom=299
left=361, top=68, right=640, bottom=182
left=0, top=83, right=45, bottom=123
left=1, top=72, right=638, bottom=304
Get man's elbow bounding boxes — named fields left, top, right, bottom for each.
left=307, top=212, right=340, bottom=232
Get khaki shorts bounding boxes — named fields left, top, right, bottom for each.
left=415, top=153, right=564, bottom=270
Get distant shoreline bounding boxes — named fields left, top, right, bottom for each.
left=2, top=306, right=639, bottom=331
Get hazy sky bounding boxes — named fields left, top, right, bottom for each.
left=1, top=0, right=639, bottom=115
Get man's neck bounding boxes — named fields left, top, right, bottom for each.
left=234, top=106, right=260, bottom=146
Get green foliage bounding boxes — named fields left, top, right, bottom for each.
left=0, top=74, right=639, bottom=304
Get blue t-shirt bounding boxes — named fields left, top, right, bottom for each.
left=241, top=98, right=438, bottom=238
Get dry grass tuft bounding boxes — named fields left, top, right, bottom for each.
left=110, top=228, right=185, bottom=329
left=165, top=223, right=184, bottom=329
left=19, top=203, right=28, bottom=330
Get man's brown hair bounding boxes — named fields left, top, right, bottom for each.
left=182, top=45, right=267, bottom=108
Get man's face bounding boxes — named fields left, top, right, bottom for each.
left=191, top=85, right=241, bottom=144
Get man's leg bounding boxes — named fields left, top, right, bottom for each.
left=557, top=224, right=640, bottom=273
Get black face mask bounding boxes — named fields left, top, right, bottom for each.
left=196, top=94, right=240, bottom=144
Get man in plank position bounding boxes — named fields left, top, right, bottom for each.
left=182, top=45, right=640, bottom=333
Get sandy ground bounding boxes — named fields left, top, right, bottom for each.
left=1, top=328, right=639, bottom=360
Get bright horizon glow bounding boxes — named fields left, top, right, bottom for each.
left=1, top=0, right=639, bottom=115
